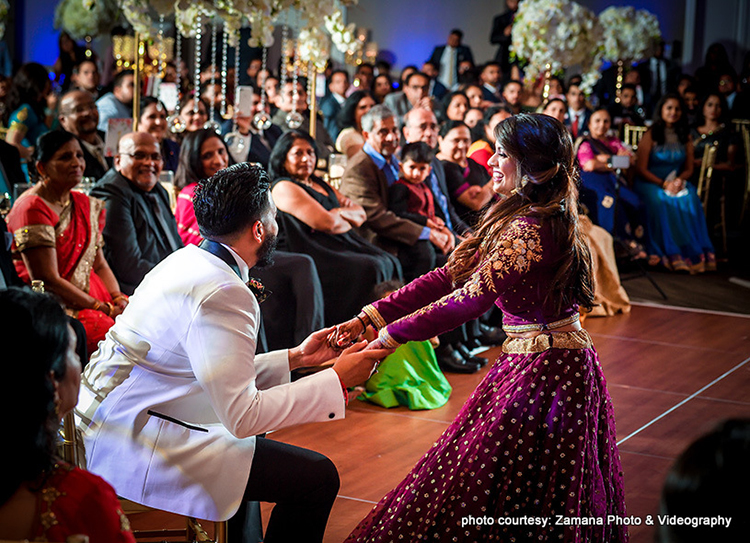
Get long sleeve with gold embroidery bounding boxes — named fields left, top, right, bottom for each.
left=373, top=217, right=548, bottom=348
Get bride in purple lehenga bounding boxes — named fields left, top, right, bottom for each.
left=336, top=114, right=628, bottom=542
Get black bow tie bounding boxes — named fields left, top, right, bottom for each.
left=246, top=277, right=271, bottom=304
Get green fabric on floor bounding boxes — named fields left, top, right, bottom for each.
left=359, top=340, right=452, bottom=410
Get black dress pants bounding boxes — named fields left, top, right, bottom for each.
left=228, top=437, right=340, bottom=543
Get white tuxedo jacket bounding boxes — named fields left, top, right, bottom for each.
left=76, top=244, right=345, bottom=521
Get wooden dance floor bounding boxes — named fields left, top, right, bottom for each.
left=131, top=302, right=750, bottom=542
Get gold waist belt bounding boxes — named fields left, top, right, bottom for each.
left=502, top=329, right=593, bottom=354
left=502, top=313, right=580, bottom=333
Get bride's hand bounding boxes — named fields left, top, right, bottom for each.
left=333, top=315, right=368, bottom=348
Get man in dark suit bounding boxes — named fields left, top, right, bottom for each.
left=565, top=81, right=593, bottom=139
left=479, top=61, right=504, bottom=103
left=636, top=41, right=680, bottom=116
left=490, top=0, right=519, bottom=74
left=58, top=89, right=112, bottom=181
left=428, top=29, right=474, bottom=91
left=318, top=70, right=349, bottom=142
left=91, top=132, right=183, bottom=295
left=421, top=61, right=448, bottom=101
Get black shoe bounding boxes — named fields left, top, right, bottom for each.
left=477, top=323, right=507, bottom=346
left=455, top=342, right=488, bottom=367
left=434, top=344, right=481, bottom=374
left=464, top=337, right=482, bottom=350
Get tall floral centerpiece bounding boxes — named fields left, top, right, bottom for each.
left=599, top=6, right=661, bottom=102
left=55, top=0, right=119, bottom=40
left=511, top=0, right=603, bottom=95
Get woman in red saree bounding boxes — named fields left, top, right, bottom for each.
left=7, top=130, right=127, bottom=355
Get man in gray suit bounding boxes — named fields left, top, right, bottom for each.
left=384, top=71, right=434, bottom=127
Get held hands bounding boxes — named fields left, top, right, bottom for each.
left=289, top=326, right=341, bottom=369
left=328, top=315, right=367, bottom=350
left=332, top=341, right=394, bottom=388
left=425, top=217, right=445, bottom=230
left=429, top=227, right=454, bottom=255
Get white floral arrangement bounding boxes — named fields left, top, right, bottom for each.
left=0, top=0, right=9, bottom=40
left=297, top=26, right=330, bottom=71
left=511, top=0, right=603, bottom=94
left=55, top=0, right=120, bottom=40
left=600, top=6, right=661, bottom=63
left=325, top=10, right=361, bottom=54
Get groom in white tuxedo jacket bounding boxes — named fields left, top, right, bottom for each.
left=76, top=163, right=389, bottom=543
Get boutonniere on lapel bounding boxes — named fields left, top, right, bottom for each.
left=246, top=277, right=271, bottom=304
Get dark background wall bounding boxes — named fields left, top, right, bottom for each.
left=9, top=0, right=750, bottom=76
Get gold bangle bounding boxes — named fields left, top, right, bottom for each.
left=91, top=299, right=102, bottom=311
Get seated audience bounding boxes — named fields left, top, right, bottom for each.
left=91, top=132, right=183, bottom=294
left=633, top=94, right=715, bottom=272
left=690, top=92, right=740, bottom=237
left=565, top=79, right=592, bottom=138
left=178, top=95, right=210, bottom=134
left=229, top=93, right=283, bottom=170
left=0, top=287, right=135, bottom=542
left=58, top=89, right=111, bottom=181
left=335, top=90, right=376, bottom=158
left=320, top=69, right=350, bottom=141
left=607, top=83, right=646, bottom=137
left=502, top=79, right=523, bottom=115
left=384, top=71, right=433, bottom=127
left=137, top=96, right=181, bottom=172
left=71, top=59, right=101, bottom=100
left=463, top=107, right=484, bottom=128
left=351, top=62, right=375, bottom=93
left=7, top=131, right=126, bottom=354
left=441, top=90, right=470, bottom=122
left=577, top=108, right=646, bottom=257
left=388, top=142, right=445, bottom=232
left=461, top=83, right=488, bottom=110
left=6, top=63, right=54, bottom=171
left=372, top=73, right=395, bottom=104
left=270, top=130, right=402, bottom=326
left=682, top=86, right=700, bottom=127
left=479, top=61, right=504, bottom=103
left=467, top=104, right=513, bottom=174
left=272, top=80, right=335, bottom=164
left=420, top=61, right=448, bottom=101
left=96, top=69, right=134, bottom=133
left=539, top=97, right=567, bottom=123
left=174, top=128, right=325, bottom=351
left=340, top=105, right=453, bottom=282
left=438, top=120, right=493, bottom=227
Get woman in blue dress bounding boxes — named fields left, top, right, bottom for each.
left=634, top=93, right=715, bottom=273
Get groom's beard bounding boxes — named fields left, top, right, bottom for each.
left=255, top=232, right=278, bottom=268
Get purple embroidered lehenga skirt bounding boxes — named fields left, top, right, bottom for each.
left=345, top=331, right=628, bottom=542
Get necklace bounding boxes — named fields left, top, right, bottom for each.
left=38, top=182, right=71, bottom=209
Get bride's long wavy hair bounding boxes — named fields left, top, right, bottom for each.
left=447, top=113, right=594, bottom=312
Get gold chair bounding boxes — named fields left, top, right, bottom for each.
left=696, top=141, right=727, bottom=253
left=696, top=141, right=719, bottom=211
left=623, top=125, right=648, bottom=151
left=61, top=413, right=228, bottom=543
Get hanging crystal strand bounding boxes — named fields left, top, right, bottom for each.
left=286, top=36, right=303, bottom=129
left=233, top=39, right=241, bottom=134
left=224, top=35, right=245, bottom=158
left=204, top=16, right=221, bottom=133
left=220, top=22, right=229, bottom=119
left=193, top=13, right=202, bottom=114
left=158, top=15, right=166, bottom=78
left=253, top=45, right=272, bottom=130
left=280, top=22, right=289, bottom=90
left=168, top=25, right=185, bottom=133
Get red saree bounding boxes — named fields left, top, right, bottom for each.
left=8, top=190, right=114, bottom=354
left=28, top=463, right=135, bottom=543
